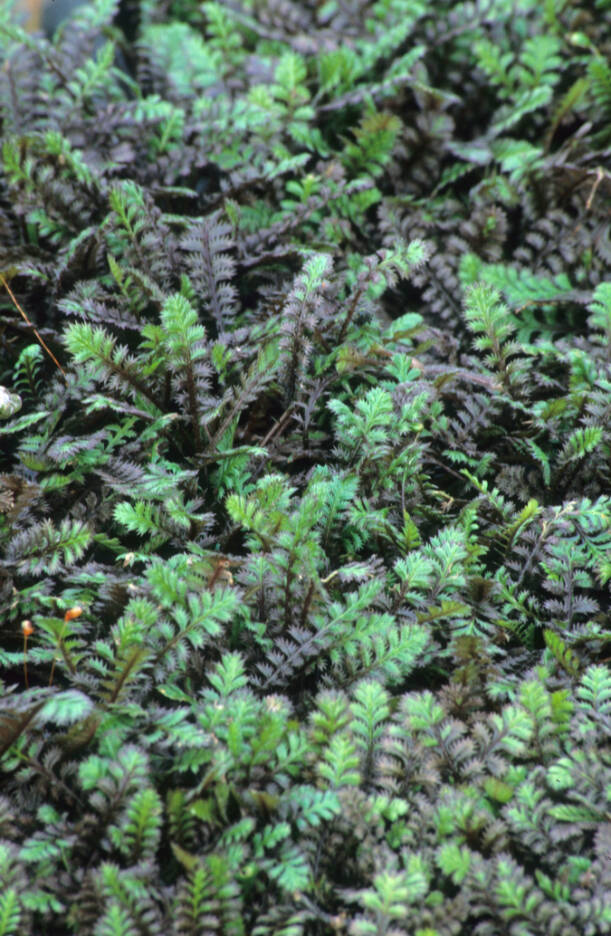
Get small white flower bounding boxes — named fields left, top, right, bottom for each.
left=0, top=386, right=22, bottom=419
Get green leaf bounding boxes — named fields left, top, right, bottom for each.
left=547, top=804, right=602, bottom=823
left=544, top=630, right=581, bottom=677
left=317, top=733, right=360, bottom=788
left=437, top=840, right=471, bottom=883
left=39, top=690, right=94, bottom=726
left=0, top=891, right=20, bottom=936
left=484, top=777, right=515, bottom=804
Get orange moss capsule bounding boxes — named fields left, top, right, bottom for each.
left=64, top=606, right=83, bottom=622
left=22, top=619, right=33, bottom=689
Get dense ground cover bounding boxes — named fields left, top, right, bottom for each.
left=0, top=0, right=610, bottom=933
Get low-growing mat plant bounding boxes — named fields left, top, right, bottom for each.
left=0, top=0, right=609, bottom=933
